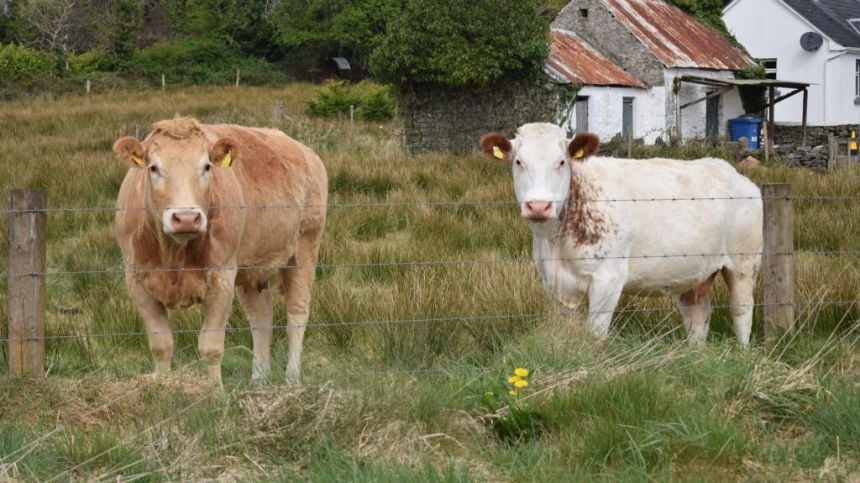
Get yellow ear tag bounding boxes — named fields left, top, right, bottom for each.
left=574, top=149, right=585, bottom=159
left=131, top=154, right=146, bottom=166
left=221, top=150, right=233, bottom=168
left=493, top=146, right=505, bottom=160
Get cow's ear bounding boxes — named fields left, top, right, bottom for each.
left=114, top=137, right=146, bottom=168
left=210, top=137, right=239, bottom=168
left=479, top=132, right=512, bottom=162
left=568, top=133, right=600, bottom=162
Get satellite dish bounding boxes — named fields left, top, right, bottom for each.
left=800, top=32, right=823, bottom=51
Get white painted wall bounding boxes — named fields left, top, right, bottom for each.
left=560, top=85, right=666, bottom=144
left=724, top=0, right=860, bottom=125
left=559, top=72, right=745, bottom=145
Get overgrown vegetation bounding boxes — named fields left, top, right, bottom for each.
left=369, top=0, right=549, bottom=87
left=307, top=80, right=395, bottom=121
left=0, top=85, right=858, bottom=480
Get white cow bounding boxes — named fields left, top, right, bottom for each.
left=480, top=123, right=762, bottom=344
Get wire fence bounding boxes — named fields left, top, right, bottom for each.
left=0, top=300, right=857, bottom=345
left=3, top=191, right=859, bottom=372
left=1, top=193, right=860, bottom=216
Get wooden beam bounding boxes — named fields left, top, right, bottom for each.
left=770, top=87, right=805, bottom=106
left=768, top=86, right=776, bottom=153
left=679, top=87, right=732, bottom=110
left=801, top=89, right=808, bottom=147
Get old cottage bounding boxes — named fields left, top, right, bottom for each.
left=551, top=0, right=752, bottom=144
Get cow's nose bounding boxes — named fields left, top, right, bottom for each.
left=171, top=210, right=203, bottom=233
left=524, top=201, right=552, bottom=221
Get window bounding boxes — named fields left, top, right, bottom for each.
left=849, top=19, right=860, bottom=36
left=622, top=97, right=634, bottom=140
left=855, top=59, right=860, bottom=100
left=759, top=58, right=778, bottom=80
left=579, top=8, right=588, bottom=18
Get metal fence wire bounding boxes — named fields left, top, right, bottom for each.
left=2, top=192, right=858, bottom=349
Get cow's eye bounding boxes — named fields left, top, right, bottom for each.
left=559, top=159, right=566, bottom=167
left=204, top=164, right=212, bottom=172
left=148, top=165, right=159, bottom=175
left=515, top=159, right=523, bottom=167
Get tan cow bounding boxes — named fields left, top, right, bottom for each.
left=113, top=117, right=327, bottom=384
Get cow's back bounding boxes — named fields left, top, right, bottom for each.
left=201, top=124, right=328, bottom=273
left=578, top=157, right=762, bottom=294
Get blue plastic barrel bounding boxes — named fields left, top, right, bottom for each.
left=728, top=117, right=761, bottom=149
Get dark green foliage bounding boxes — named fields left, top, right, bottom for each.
left=308, top=80, right=364, bottom=117
left=269, top=0, right=399, bottom=70
left=370, top=0, right=550, bottom=87
left=308, top=80, right=395, bottom=121
left=667, top=0, right=733, bottom=37
left=736, top=63, right=768, bottom=115
left=359, top=88, right=395, bottom=121
left=128, top=36, right=283, bottom=86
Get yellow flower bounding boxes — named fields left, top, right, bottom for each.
left=514, top=368, right=529, bottom=378
left=507, top=375, right=521, bottom=384
left=484, top=391, right=494, bottom=397
left=509, top=390, right=518, bottom=397
left=514, top=379, right=528, bottom=389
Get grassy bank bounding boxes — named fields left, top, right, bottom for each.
left=0, top=85, right=858, bottom=481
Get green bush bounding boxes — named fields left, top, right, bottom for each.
left=0, top=43, right=55, bottom=78
left=69, top=49, right=115, bottom=75
left=307, top=80, right=364, bottom=117
left=358, top=88, right=395, bottom=122
left=308, top=80, right=395, bottom=121
left=128, top=37, right=283, bottom=86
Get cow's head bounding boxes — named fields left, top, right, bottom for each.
left=480, top=123, right=599, bottom=223
left=114, top=118, right=237, bottom=243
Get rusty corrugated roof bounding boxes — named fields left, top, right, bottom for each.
left=603, top=0, right=752, bottom=70
left=546, top=29, right=646, bottom=88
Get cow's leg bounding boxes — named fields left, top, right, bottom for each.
left=586, top=272, right=624, bottom=337
left=199, top=270, right=237, bottom=384
left=279, top=231, right=323, bottom=384
left=237, top=282, right=274, bottom=381
left=127, top=275, right=173, bottom=373
left=677, top=272, right=718, bottom=345
left=722, top=266, right=756, bottom=347
left=677, top=294, right=713, bottom=345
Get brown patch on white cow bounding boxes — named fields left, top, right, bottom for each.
left=555, top=170, right=607, bottom=246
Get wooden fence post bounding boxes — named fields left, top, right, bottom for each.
left=762, top=183, right=794, bottom=341
left=7, top=189, right=46, bottom=376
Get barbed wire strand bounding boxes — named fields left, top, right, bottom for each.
left=2, top=249, right=857, bottom=278
left=1, top=193, right=859, bottom=216
left=1, top=300, right=855, bottom=344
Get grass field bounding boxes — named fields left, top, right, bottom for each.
left=0, top=85, right=858, bottom=481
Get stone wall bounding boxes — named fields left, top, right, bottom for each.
left=774, top=123, right=860, bottom=146
left=401, top=81, right=559, bottom=155
left=552, top=0, right=664, bottom=86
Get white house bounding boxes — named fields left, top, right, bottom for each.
left=550, top=0, right=751, bottom=144
left=724, top=0, right=860, bottom=125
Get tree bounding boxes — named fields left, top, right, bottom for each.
left=370, top=0, right=549, bottom=88
left=15, top=0, right=76, bottom=68
left=269, top=0, right=398, bottom=69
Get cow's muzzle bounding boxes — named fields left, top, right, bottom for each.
left=163, top=208, right=207, bottom=239
left=523, top=201, right=553, bottom=222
